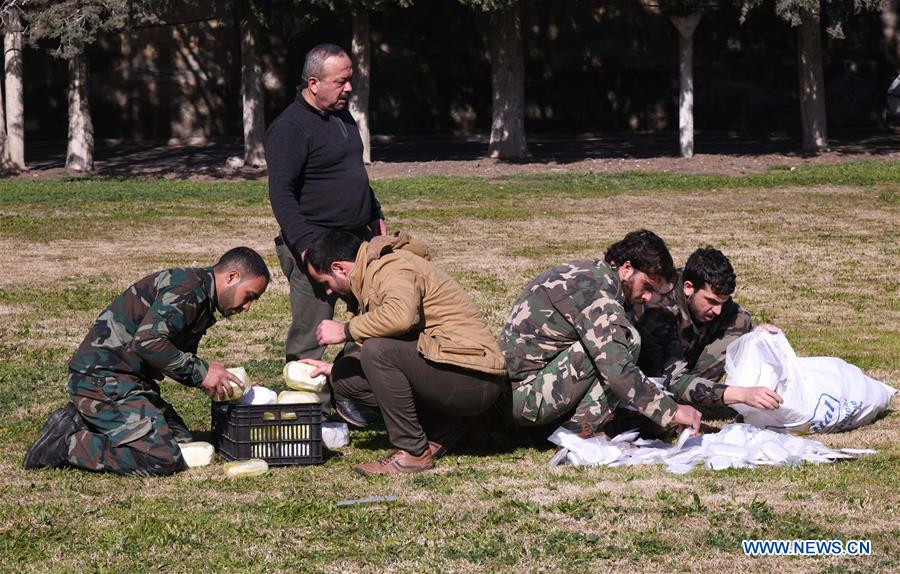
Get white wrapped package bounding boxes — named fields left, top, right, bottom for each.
left=223, top=458, right=268, bottom=478
left=725, top=329, right=896, bottom=433
left=276, top=390, right=329, bottom=404
left=179, top=441, right=215, bottom=467
left=226, top=367, right=248, bottom=383
left=283, top=361, right=328, bottom=392
left=322, top=422, right=350, bottom=449
left=235, top=385, right=278, bottom=405
left=224, top=367, right=250, bottom=401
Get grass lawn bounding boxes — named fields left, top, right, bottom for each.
left=0, top=161, right=897, bottom=573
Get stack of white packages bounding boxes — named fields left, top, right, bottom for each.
left=233, top=383, right=351, bottom=450
left=548, top=423, right=876, bottom=474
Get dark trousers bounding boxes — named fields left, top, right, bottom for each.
left=67, top=371, right=192, bottom=476
left=331, top=337, right=505, bottom=455
left=275, top=236, right=337, bottom=361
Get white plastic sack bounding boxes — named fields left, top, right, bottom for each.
left=725, top=329, right=896, bottom=434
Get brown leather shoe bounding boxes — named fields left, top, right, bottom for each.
left=427, top=427, right=467, bottom=459
left=427, top=441, right=446, bottom=459
left=354, top=449, right=435, bottom=476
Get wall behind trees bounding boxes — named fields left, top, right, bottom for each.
left=24, top=15, right=243, bottom=141
left=19, top=0, right=897, bottom=143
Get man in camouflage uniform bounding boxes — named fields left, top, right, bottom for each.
left=23, top=247, right=270, bottom=476
left=636, top=246, right=782, bottom=415
left=499, top=230, right=702, bottom=437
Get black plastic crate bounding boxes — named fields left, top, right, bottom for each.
left=211, top=402, right=324, bottom=466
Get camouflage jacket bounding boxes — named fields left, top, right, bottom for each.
left=636, top=271, right=753, bottom=407
left=67, top=267, right=218, bottom=387
left=499, top=259, right=679, bottom=427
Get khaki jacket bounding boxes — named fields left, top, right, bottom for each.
left=346, top=232, right=506, bottom=376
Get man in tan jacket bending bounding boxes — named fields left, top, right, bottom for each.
left=300, top=230, right=507, bottom=475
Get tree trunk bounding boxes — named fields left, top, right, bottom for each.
left=796, top=3, right=828, bottom=154
left=350, top=10, right=372, bottom=165
left=482, top=5, right=528, bottom=160
left=0, top=42, right=6, bottom=155
left=66, top=52, right=94, bottom=172
left=882, top=0, right=899, bottom=69
left=670, top=14, right=702, bottom=159
left=241, top=12, right=266, bottom=167
left=3, top=13, right=25, bottom=171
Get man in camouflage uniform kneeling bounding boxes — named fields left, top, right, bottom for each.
left=499, top=230, right=702, bottom=438
left=23, top=247, right=270, bottom=476
left=635, top=246, right=782, bottom=416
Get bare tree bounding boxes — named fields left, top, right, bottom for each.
left=462, top=0, right=528, bottom=160
left=350, top=9, right=372, bottom=163
left=796, top=3, right=828, bottom=152
left=881, top=0, right=899, bottom=68
left=339, top=1, right=414, bottom=164
left=237, top=0, right=336, bottom=168
left=0, top=54, right=5, bottom=159
left=2, top=5, right=25, bottom=171
left=24, top=0, right=168, bottom=172
left=670, top=13, right=702, bottom=158
left=737, top=0, right=887, bottom=154
left=66, top=52, right=93, bottom=171
left=240, top=8, right=266, bottom=167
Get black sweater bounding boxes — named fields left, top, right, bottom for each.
left=265, top=92, right=383, bottom=254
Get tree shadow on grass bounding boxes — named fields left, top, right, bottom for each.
left=20, top=128, right=899, bottom=180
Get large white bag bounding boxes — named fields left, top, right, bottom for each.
left=725, top=329, right=896, bottom=434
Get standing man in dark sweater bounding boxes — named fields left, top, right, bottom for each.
left=267, top=44, right=386, bottom=370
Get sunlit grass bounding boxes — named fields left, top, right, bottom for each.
left=0, top=162, right=897, bottom=572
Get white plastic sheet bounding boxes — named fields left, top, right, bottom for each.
left=725, top=329, right=896, bottom=433
left=547, top=423, right=875, bottom=473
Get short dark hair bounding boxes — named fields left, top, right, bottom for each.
left=305, top=230, right=363, bottom=273
left=604, top=229, right=675, bottom=283
left=683, top=247, right=736, bottom=296
left=215, top=247, right=270, bottom=283
left=301, top=43, right=348, bottom=84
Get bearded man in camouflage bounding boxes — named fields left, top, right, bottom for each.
left=23, top=247, right=270, bottom=476
left=499, top=230, right=702, bottom=438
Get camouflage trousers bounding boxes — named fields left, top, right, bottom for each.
left=66, top=371, right=191, bottom=476
left=509, top=341, right=619, bottom=433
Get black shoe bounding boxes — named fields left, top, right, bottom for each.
left=23, top=403, right=81, bottom=470
left=334, top=399, right=371, bottom=429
